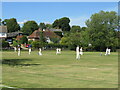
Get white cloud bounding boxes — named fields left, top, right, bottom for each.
left=70, top=16, right=89, bottom=27
left=18, top=22, right=24, bottom=24
left=18, top=20, right=28, bottom=25
left=44, top=22, right=51, bottom=24
left=70, top=6, right=118, bottom=27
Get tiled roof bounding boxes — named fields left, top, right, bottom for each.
left=44, top=30, right=60, bottom=38
left=49, top=28, right=62, bottom=32
left=7, top=31, right=23, bottom=37
left=28, top=29, right=41, bottom=39
left=16, top=35, right=23, bottom=41
left=28, top=29, right=60, bottom=39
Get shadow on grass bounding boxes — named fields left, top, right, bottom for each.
left=2, top=59, right=41, bottom=66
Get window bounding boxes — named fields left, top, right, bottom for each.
left=2, top=33, right=5, bottom=36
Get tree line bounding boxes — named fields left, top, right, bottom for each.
left=1, top=10, right=119, bottom=51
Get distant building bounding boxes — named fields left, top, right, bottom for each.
left=43, top=29, right=60, bottom=43
left=16, top=34, right=24, bottom=41
left=45, top=37, right=51, bottom=43
left=7, top=31, right=23, bottom=38
left=49, top=28, right=63, bottom=37
left=0, top=26, right=7, bottom=39
left=28, top=28, right=61, bottom=43
left=7, top=31, right=23, bottom=44
left=28, top=29, right=41, bottom=41
left=49, top=28, right=62, bottom=32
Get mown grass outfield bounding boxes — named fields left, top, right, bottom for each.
left=2, top=50, right=118, bottom=88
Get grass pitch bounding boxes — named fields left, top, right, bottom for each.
left=1, top=50, right=118, bottom=88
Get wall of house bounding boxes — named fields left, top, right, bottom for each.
left=28, top=38, right=35, bottom=41
left=0, top=33, right=7, bottom=38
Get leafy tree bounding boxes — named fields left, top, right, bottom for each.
left=81, top=27, right=87, bottom=31
left=52, top=17, right=70, bottom=31
left=80, top=30, right=89, bottom=46
left=60, top=32, right=83, bottom=50
left=31, top=41, right=40, bottom=48
left=13, top=40, right=18, bottom=47
left=68, top=32, right=83, bottom=50
left=52, top=19, right=59, bottom=28
left=70, top=25, right=81, bottom=32
left=39, top=31, right=46, bottom=42
left=46, top=24, right=52, bottom=29
left=50, top=36, right=60, bottom=43
left=28, top=40, right=33, bottom=44
left=39, top=23, right=46, bottom=30
left=20, top=36, right=28, bottom=44
left=3, top=18, right=20, bottom=32
left=31, top=41, right=45, bottom=48
left=22, top=21, right=39, bottom=35
left=60, top=37, right=69, bottom=46
left=0, top=19, right=1, bottom=26
left=86, top=11, right=118, bottom=51
left=2, top=40, right=9, bottom=48
left=54, top=31, right=63, bottom=37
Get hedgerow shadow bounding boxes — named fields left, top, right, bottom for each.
left=2, top=59, right=41, bottom=66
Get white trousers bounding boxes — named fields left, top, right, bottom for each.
left=76, top=53, right=80, bottom=60
left=80, top=52, right=83, bottom=55
left=29, top=49, right=31, bottom=55
left=39, top=52, right=42, bottom=55
left=18, top=51, right=20, bottom=56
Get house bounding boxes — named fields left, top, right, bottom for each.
left=0, top=26, right=7, bottom=39
left=16, top=34, right=24, bottom=41
left=7, top=31, right=23, bottom=44
left=49, top=28, right=62, bottom=32
left=0, top=26, right=24, bottom=44
left=49, top=28, right=63, bottom=36
left=43, top=29, right=60, bottom=38
left=43, top=29, right=61, bottom=43
left=7, top=31, right=23, bottom=38
left=28, top=28, right=61, bottom=43
left=28, top=29, right=41, bottom=41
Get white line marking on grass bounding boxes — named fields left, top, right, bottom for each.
left=0, top=84, right=16, bottom=89
left=0, top=84, right=24, bottom=90
left=89, top=68, right=98, bottom=69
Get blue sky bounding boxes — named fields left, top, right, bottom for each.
left=2, top=2, right=118, bottom=27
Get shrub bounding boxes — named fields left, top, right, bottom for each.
left=54, top=31, right=63, bottom=37
left=50, top=37, right=60, bottom=43
left=28, top=40, right=33, bottom=44
left=2, top=40, right=9, bottom=48
left=31, top=41, right=45, bottom=48
left=13, top=40, right=18, bottom=47
left=20, top=36, right=28, bottom=44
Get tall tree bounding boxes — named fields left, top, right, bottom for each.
left=52, top=17, right=70, bottom=31
left=81, top=27, right=87, bottom=31
left=3, top=18, right=20, bottom=32
left=39, top=23, right=46, bottom=30
left=39, top=31, right=45, bottom=42
left=0, top=19, right=1, bottom=26
left=86, top=11, right=118, bottom=51
left=70, top=25, right=81, bottom=32
left=60, top=32, right=83, bottom=50
left=22, top=21, right=39, bottom=35
left=46, top=24, right=52, bottom=29
left=20, top=36, right=28, bottom=44
left=52, top=19, right=59, bottom=28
